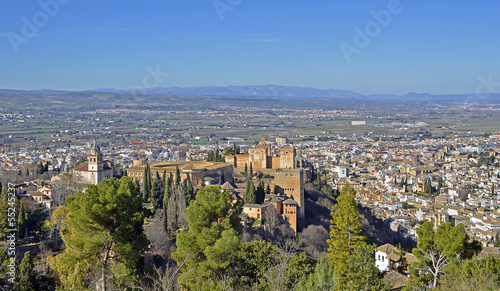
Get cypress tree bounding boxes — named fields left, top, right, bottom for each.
left=175, top=165, right=181, bottom=188
left=162, top=170, right=167, bottom=189
left=249, top=162, right=253, bottom=179
left=244, top=164, right=248, bottom=179
left=0, top=187, right=8, bottom=239
left=163, top=177, right=171, bottom=231
left=187, top=182, right=194, bottom=203
left=142, top=163, right=150, bottom=201
left=18, top=201, right=26, bottom=239
left=151, top=180, right=161, bottom=209
left=244, top=180, right=256, bottom=204
left=256, top=180, right=265, bottom=204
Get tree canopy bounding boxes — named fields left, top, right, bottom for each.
left=407, top=221, right=481, bottom=289
left=327, top=182, right=366, bottom=278
left=48, top=177, right=148, bottom=290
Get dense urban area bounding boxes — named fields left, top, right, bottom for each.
left=1, top=91, right=500, bottom=290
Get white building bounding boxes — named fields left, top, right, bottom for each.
left=336, top=166, right=349, bottom=178
left=73, top=142, right=121, bottom=185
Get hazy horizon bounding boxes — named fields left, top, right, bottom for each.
left=1, top=1, right=499, bottom=95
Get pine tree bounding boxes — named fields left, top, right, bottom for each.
left=48, top=177, right=147, bottom=290
left=327, top=182, right=366, bottom=278
left=18, top=201, right=26, bottom=239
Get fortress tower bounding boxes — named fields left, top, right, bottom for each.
left=274, top=168, right=305, bottom=219
left=280, top=145, right=296, bottom=169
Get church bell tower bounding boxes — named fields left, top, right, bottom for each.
left=88, top=141, right=103, bottom=171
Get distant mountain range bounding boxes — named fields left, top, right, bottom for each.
left=1, top=85, right=499, bottom=104
left=89, top=85, right=367, bottom=99
left=88, top=85, right=500, bottom=102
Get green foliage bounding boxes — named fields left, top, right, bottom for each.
left=151, top=178, right=162, bottom=210
left=48, top=177, right=148, bottom=289
left=163, top=177, right=171, bottom=232
left=265, top=184, right=271, bottom=194
left=175, top=165, right=181, bottom=188
left=74, top=158, right=86, bottom=167
left=6, top=250, right=56, bottom=290
left=0, top=187, right=8, bottom=239
left=408, top=221, right=478, bottom=289
left=402, top=202, right=416, bottom=209
left=296, top=257, right=339, bottom=291
left=436, top=255, right=500, bottom=291
left=17, top=251, right=35, bottom=290
left=238, top=240, right=278, bottom=285
left=256, top=180, right=265, bottom=204
left=36, top=162, right=46, bottom=175
left=284, top=252, right=315, bottom=290
left=207, top=149, right=225, bottom=162
left=142, top=163, right=151, bottom=201
left=244, top=180, right=256, bottom=204
left=345, top=245, right=389, bottom=291
left=327, top=182, right=366, bottom=278
left=172, top=186, right=242, bottom=290
left=224, top=144, right=240, bottom=156
left=17, top=201, right=26, bottom=239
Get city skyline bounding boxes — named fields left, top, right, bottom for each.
left=1, top=1, right=499, bottom=95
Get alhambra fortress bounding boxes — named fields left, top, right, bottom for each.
left=74, top=138, right=312, bottom=234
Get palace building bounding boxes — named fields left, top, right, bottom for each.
left=126, top=161, right=233, bottom=188
left=235, top=139, right=312, bottom=233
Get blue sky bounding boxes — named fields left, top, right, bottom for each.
left=1, top=0, right=499, bottom=95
